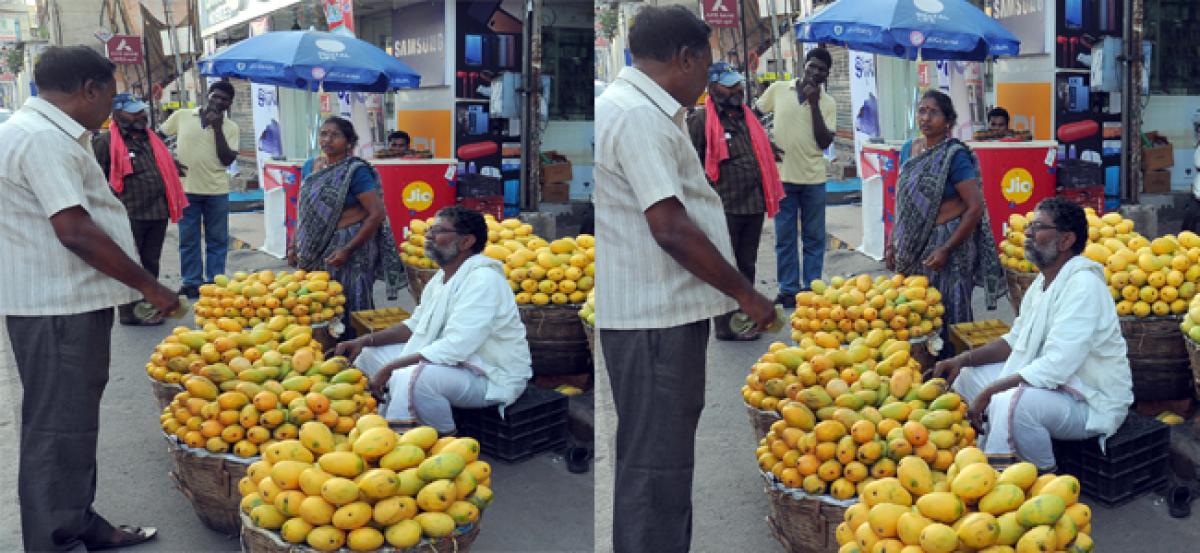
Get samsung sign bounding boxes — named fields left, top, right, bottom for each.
left=391, top=2, right=446, bottom=88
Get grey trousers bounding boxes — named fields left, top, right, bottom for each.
left=7, top=309, right=117, bottom=552
left=600, top=320, right=710, bottom=553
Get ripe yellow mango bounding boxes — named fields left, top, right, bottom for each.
left=299, top=495, right=336, bottom=526
left=250, top=504, right=286, bottom=529
left=916, top=492, right=965, bottom=524
left=445, top=500, right=481, bottom=525
left=397, top=468, right=425, bottom=496
left=305, top=525, right=346, bottom=552
left=331, top=501, right=372, bottom=530
left=1017, top=494, right=1066, bottom=527
left=319, top=451, right=366, bottom=478
left=384, top=519, right=422, bottom=548
left=416, top=479, right=456, bottom=512
left=270, top=460, right=309, bottom=491
left=1015, top=525, right=1056, bottom=553
left=414, top=511, right=456, bottom=538
left=467, top=483, right=493, bottom=510
left=347, top=527, right=385, bottom=551
left=996, top=462, right=1039, bottom=491
left=1068, top=532, right=1094, bottom=553
left=951, top=462, right=997, bottom=500
left=868, top=503, right=909, bottom=539
left=320, top=477, right=360, bottom=506
left=357, top=468, right=400, bottom=500
left=373, top=496, right=418, bottom=526
left=353, top=427, right=398, bottom=460
left=896, top=456, right=933, bottom=496
left=1038, top=475, right=1081, bottom=506
left=918, top=522, right=958, bottom=553
left=978, top=483, right=1025, bottom=515
left=1064, top=502, right=1092, bottom=529
left=996, top=511, right=1024, bottom=545
left=863, top=478, right=913, bottom=508
left=956, top=512, right=1000, bottom=548
left=280, top=517, right=313, bottom=543
left=240, top=492, right=266, bottom=514
left=1054, top=511, right=1078, bottom=549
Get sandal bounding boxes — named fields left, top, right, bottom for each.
left=566, top=446, right=592, bottom=474
left=87, top=525, right=157, bottom=551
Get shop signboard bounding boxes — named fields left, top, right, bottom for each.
left=106, top=35, right=143, bottom=65
left=992, top=0, right=1047, bottom=55
left=703, top=0, right=739, bottom=28
left=199, top=0, right=300, bottom=38
left=391, top=1, right=446, bottom=88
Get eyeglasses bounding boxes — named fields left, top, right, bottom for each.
left=427, top=226, right=461, bottom=236
left=1026, top=222, right=1061, bottom=233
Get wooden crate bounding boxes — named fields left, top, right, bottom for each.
left=350, top=307, right=412, bottom=336
left=949, top=320, right=1012, bottom=355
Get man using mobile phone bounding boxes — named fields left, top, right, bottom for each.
left=756, top=47, right=836, bottom=308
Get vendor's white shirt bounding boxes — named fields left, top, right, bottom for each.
left=402, top=254, right=531, bottom=407
left=1000, top=255, right=1133, bottom=440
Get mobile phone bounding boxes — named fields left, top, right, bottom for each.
left=465, top=35, right=483, bottom=66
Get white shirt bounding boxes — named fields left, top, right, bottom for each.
left=1001, top=255, right=1133, bottom=440
left=0, top=97, right=140, bottom=315
left=403, top=254, right=531, bottom=407
left=594, top=66, right=738, bottom=329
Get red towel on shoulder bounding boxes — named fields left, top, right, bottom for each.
left=108, top=128, right=189, bottom=222
left=703, top=96, right=785, bottom=217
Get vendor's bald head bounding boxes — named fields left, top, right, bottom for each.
left=627, top=5, right=713, bottom=107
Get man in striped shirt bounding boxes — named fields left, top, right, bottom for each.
left=0, top=46, right=176, bottom=551
left=595, top=6, right=776, bottom=552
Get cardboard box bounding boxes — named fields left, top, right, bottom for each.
left=1143, top=170, right=1172, bottom=194
left=1143, top=144, right=1174, bottom=172
left=540, top=151, right=573, bottom=184
left=541, top=181, right=570, bottom=203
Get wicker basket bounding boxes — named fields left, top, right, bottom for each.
left=1120, top=316, right=1193, bottom=401
left=1004, top=268, right=1038, bottom=315
left=519, top=305, right=592, bottom=376
left=746, top=403, right=782, bottom=442
left=403, top=263, right=438, bottom=306
left=148, top=376, right=184, bottom=412
left=763, top=480, right=847, bottom=553
left=240, top=512, right=482, bottom=552
left=1182, top=336, right=1200, bottom=401
left=166, top=438, right=253, bottom=536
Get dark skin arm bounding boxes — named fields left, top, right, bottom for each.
left=967, top=373, right=1026, bottom=430
left=331, top=322, right=423, bottom=396
left=325, top=189, right=387, bottom=268
left=801, top=83, right=835, bottom=150
left=930, top=336, right=1013, bottom=385
left=205, top=110, right=239, bottom=166
left=924, top=178, right=985, bottom=271
left=49, top=207, right=179, bottom=313
left=645, top=197, right=776, bottom=331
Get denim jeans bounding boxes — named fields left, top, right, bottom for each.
left=179, top=193, right=229, bottom=288
left=774, top=182, right=826, bottom=295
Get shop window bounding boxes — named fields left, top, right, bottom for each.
left=542, top=27, right=593, bottom=120
left=1147, top=0, right=1200, bottom=94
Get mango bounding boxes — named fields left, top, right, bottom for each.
left=896, top=456, right=933, bottom=496
left=306, top=525, right=346, bottom=552
left=250, top=504, right=286, bottom=529
left=282, top=375, right=311, bottom=392
left=353, top=426, right=398, bottom=460
left=378, top=443, right=426, bottom=472
left=373, top=495, right=419, bottom=526
left=274, top=490, right=307, bottom=518
left=855, top=520, right=879, bottom=551
left=320, top=477, right=361, bottom=506
left=879, top=402, right=912, bottom=422
left=1067, top=532, right=1094, bottom=553
left=317, top=357, right=349, bottom=376
left=397, top=468, right=426, bottom=496
left=280, top=517, right=313, bottom=543
left=928, top=392, right=961, bottom=411
left=895, top=511, right=932, bottom=546
left=445, top=500, right=481, bottom=525
left=890, top=369, right=914, bottom=398
left=997, top=462, right=1039, bottom=491
left=863, top=478, right=913, bottom=508
left=416, top=478, right=457, bottom=512
left=916, top=379, right=948, bottom=401
left=299, top=467, right=334, bottom=496
left=1017, top=494, right=1066, bottom=527
left=1053, top=511, right=1077, bottom=549
left=322, top=383, right=356, bottom=400
left=266, top=440, right=315, bottom=464
left=453, top=469, right=478, bottom=500
left=414, top=511, right=456, bottom=538
left=385, top=519, right=422, bottom=548
left=298, top=421, right=335, bottom=454
left=345, top=527, right=385, bottom=551
left=270, top=460, right=309, bottom=491
left=868, top=503, right=909, bottom=539
left=996, top=511, right=1024, bottom=546
left=916, top=491, right=965, bottom=524
left=357, top=468, right=400, bottom=500
left=299, top=495, right=336, bottom=526
left=918, top=522, right=958, bottom=553
left=951, top=462, right=997, bottom=500
left=417, top=452, right=467, bottom=481
left=238, top=368, right=269, bottom=384
left=468, top=484, right=494, bottom=510
left=979, top=483, right=1025, bottom=515
left=240, top=492, right=266, bottom=514
left=957, top=512, right=1000, bottom=548
left=1015, top=525, right=1056, bottom=553
left=1038, top=475, right=1081, bottom=506
left=331, top=368, right=364, bottom=384
left=319, top=451, right=366, bottom=478
left=919, top=411, right=954, bottom=431
left=1064, top=503, right=1092, bottom=529
left=331, top=501, right=372, bottom=530
left=184, top=376, right=218, bottom=400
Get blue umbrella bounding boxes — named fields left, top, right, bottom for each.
left=796, top=0, right=1019, bottom=61
left=199, top=30, right=421, bottom=91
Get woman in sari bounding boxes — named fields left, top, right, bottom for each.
left=288, top=117, right=405, bottom=334
left=886, top=90, right=1007, bottom=343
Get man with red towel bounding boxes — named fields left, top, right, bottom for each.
left=93, top=93, right=188, bottom=325
left=687, top=62, right=784, bottom=340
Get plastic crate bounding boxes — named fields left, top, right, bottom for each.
left=350, top=308, right=411, bottom=336
left=949, top=320, right=1010, bottom=355
left=456, top=174, right=503, bottom=198
left=1051, top=411, right=1170, bottom=506
left=1057, top=186, right=1106, bottom=214
left=454, top=386, right=569, bottom=463
left=458, top=196, right=504, bottom=221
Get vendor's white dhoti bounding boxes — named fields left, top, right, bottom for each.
left=952, top=362, right=1093, bottom=470
left=355, top=345, right=495, bottom=433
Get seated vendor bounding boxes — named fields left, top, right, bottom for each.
left=987, top=107, right=1011, bottom=135
left=932, top=197, right=1133, bottom=471
left=334, top=206, right=532, bottom=433
left=387, top=131, right=410, bottom=155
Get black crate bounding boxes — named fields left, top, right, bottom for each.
left=453, top=386, right=569, bottom=462
left=1059, top=453, right=1170, bottom=507
left=1057, top=159, right=1104, bottom=189
left=1051, top=411, right=1170, bottom=473
left=456, top=174, right=503, bottom=198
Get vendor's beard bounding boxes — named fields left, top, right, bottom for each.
left=1025, top=241, right=1058, bottom=270
left=425, top=242, right=459, bottom=266
left=714, top=92, right=743, bottom=109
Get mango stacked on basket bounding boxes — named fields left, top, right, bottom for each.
left=1096, top=231, right=1200, bottom=318
left=999, top=208, right=1141, bottom=275
left=1179, top=293, right=1200, bottom=343
left=496, top=234, right=595, bottom=306
left=788, top=274, right=945, bottom=346
left=834, top=447, right=1095, bottom=553
left=193, top=270, right=346, bottom=328
left=239, top=419, right=493, bottom=551
left=154, top=325, right=378, bottom=458
left=578, top=289, right=595, bottom=327
left=746, top=339, right=976, bottom=500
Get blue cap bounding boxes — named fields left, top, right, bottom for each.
left=709, top=62, right=745, bottom=87
left=113, top=92, right=148, bottom=114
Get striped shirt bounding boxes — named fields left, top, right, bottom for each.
left=687, top=107, right=766, bottom=215
left=0, top=97, right=141, bottom=315
left=594, top=67, right=738, bottom=330
left=93, top=128, right=170, bottom=220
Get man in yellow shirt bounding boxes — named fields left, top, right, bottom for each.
left=160, top=81, right=240, bottom=298
left=756, top=48, right=836, bottom=307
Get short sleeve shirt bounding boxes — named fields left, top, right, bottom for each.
left=594, top=67, right=738, bottom=329
left=160, top=108, right=239, bottom=195
left=0, top=97, right=141, bottom=315
left=755, top=80, right=836, bottom=185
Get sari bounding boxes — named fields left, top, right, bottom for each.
left=295, top=156, right=406, bottom=314
left=892, top=138, right=1007, bottom=333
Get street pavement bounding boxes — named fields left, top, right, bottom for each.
left=2, top=213, right=593, bottom=552
left=594, top=204, right=1200, bottom=552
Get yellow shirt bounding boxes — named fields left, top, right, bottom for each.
left=160, top=108, right=239, bottom=195
left=756, top=79, right=836, bottom=185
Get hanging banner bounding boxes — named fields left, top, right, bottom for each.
left=849, top=50, right=879, bottom=179
left=324, top=0, right=355, bottom=36
left=252, top=84, right=282, bottom=189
